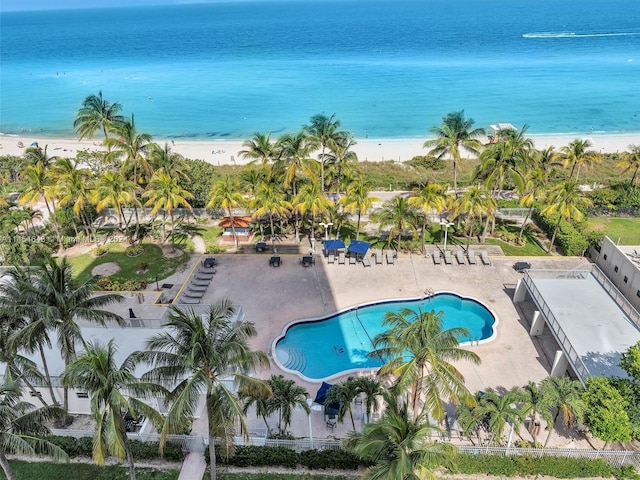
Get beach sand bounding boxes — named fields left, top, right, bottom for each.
left=0, top=133, right=637, bottom=166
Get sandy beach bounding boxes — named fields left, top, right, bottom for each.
left=0, top=132, right=637, bottom=166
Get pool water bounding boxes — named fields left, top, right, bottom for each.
left=274, top=293, right=496, bottom=381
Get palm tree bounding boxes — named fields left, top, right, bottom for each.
left=74, top=91, right=125, bottom=142
left=16, top=256, right=124, bottom=412
left=105, top=114, right=154, bottom=241
left=276, top=131, right=314, bottom=197
left=93, top=170, right=137, bottom=232
left=137, top=300, right=270, bottom=480
left=340, top=177, right=379, bottom=240
left=293, top=181, right=331, bottom=240
left=143, top=171, right=194, bottom=248
left=540, top=180, right=592, bottom=253
left=617, top=144, right=640, bottom=189
left=516, top=381, right=552, bottom=446
left=558, top=138, right=601, bottom=181
left=472, top=388, right=524, bottom=446
left=51, top=157, right=96, bottom=239
left=353, top=376, right=384, bottom=424
left=424, top=110, right=485, bottom=189
left=370, top=308, right=480, bottom=420
left=347, top=392, right=456, bottom=480
left=325, top=377, right=361, bottom=431
left=516, top=166, right=549, bottom=244
left=325, top=133, right=358, bottom=193
left=457, top=186, right=496, bottom=249
left=23, top=144, right=57, bottom=168
left=206, top=176, right=245, bottom=250
left=239, top=132, right=275, bottom=165
left=266, top=375, right=309, bottom=435
left=62, top=340, right=166, bottom=480
left=540, top=376, right=585, bottom=447
left=304, top=113, right=345, bottom=191
left=0, top=374, right=68, bottom=480
left=373, top=196, right=417, bottom=252
left=149, top=142, right=190, bottom=181
left=250, top=183, right=292, bottom=247
left=408, top=182, right=447, bottom=253
left=18, top=161, right=63, bottom=251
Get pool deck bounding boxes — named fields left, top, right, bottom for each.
left=85, top=251, right=591, bottom=445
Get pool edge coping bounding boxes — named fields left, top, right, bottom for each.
left=270, top=290, right=500, bottom=384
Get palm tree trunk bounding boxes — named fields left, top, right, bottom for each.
left=169, top=210, right=175, bottom=250
left=548, top=217, right=562, bottom=253
left=356, top=211, right=362, bottom=240
left=320, top=146, right=326, bottom=193
left=421, top=217, right=427, bottom=254
left=123, top=428, right=137, bottom=480
left=44, top=197, right=63, bottom=251
left=517, top=206, right=533, bottom=244
left=269, top=214, right=275, bottom=249
left=228, top=207, right=238, bottom=250
left=209, top=424, right=217, bottom=480
left=349, top=407, right=355, bottom=431
left=39, top=344, right=58, bottom=405
left=453, top=156, right=458, bottom=190
left=543, top=411, right=560, bottom=447
left=481, top=216, right=490, bottom=244
left=466, top=219, right=474, bottom=250
left=0, top=452, right=16, bottom=480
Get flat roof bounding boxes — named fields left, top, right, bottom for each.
left=528, top=270, right=640, bottom=379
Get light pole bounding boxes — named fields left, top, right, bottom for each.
left=440, top=221, right=454, bottom=251
left=319, top=222, right=333, bottom=242
left=306, top=398, right=322, bottom=449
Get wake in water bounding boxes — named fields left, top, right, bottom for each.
left=523, top=31, right=640, bottom=38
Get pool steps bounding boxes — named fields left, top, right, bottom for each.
left=281, top=347, right=307, bottom=372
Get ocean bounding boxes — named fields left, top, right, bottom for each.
left=1, top=0, right=639, bottom=139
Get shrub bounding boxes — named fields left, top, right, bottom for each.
left=533, top=209, right=589, bottom=256
left=92, top=245, right=109, bottom=257
left=45, top=435, right=184, bottom=462
left=299, top=448, right=368, bottom=470
left=126, top=244, right=145, bottom=257
left=205, top=243, right=227, bottom=254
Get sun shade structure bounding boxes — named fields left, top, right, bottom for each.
left=324, top=239, right=345, bottom=252
left=348, top=240, right=370, bottom=256
left=218, top=216, right=252, bottom=228
left=313, top=382, right=333, bottom=405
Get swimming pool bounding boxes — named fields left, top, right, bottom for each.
left=273, top=292, right=497, bottom=381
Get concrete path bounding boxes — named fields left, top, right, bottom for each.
left=178, top=452, right=206, bottom=480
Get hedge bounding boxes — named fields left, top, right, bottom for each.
left=450, top=453, right=627, bottom=479
left=212, top=445, right=371, bottom=470
left=533, top=208, right=589, bottom=256
left=46, top=435, right=185, bottom=462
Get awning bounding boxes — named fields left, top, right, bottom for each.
left=347, top=240, right=370, bottom=256
left=324, top=239, right=345, bottom=251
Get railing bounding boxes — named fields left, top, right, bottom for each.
left=522, top=271, right=590, bottom=384
left=47, top=427, right=640, bottom=467
left=496, top=208, right=530, bottom=218
left=589, top=264, right=640, bottom=331
left=457, top=445, right=640, bottom=468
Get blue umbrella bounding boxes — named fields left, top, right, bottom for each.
left=324, top=239, right=345, bottom=251
left=347, top=240, right=370, bottom=256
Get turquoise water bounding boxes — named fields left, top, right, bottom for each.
left=1, top=0, right=639, bottom=139
left=274, top=293, right=495, bottom=380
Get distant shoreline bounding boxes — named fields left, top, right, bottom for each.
left=1, top=132, right=637, bottom=166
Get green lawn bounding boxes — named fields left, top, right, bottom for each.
left=66, top=241, right=191, bottom=285
left=587, top=217, right=640, bottom=245
left=3, top=462, right=354, bottom=480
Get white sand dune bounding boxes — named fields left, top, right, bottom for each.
left=1, top=132, right=637, bottom=166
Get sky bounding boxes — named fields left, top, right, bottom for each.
left=0, top=0, right=224, bottom=12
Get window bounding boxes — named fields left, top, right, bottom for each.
left=614, top=266, right=619, bottom=273
left=624, top=276, right=629, bottom=283
left=76, top=392, right=89, bottom=399
left=604, top=254, right=608, bottom=260
left=29, top=390, right=40, bottom=397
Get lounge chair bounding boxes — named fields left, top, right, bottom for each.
left=301, top=255, right=315, bottom=267
left=183, top=291, right=204, bottom=299
left=432, top=250, right=442, bottom=265
left=202, top=257, right=218, bottom=268
left=467, top=251, right=477, bottom=265
left=179, top=298, right=200, bottom=304
left=191, top=279, right=210, bottom=286
left=362, top=256, right=371, bottom=267
left=480, top=250, right=491, bottom=266
left=349, top=255, right=356, bottom=265
left=197, top=268, right=216, bottom=276
left=386, top=251, right=395, bottom=265
left=338, top=252, right=346, bottom=265
left=455, top=250, right=465, bottom=265
left=255, top=242, right=267, bottom=253
left=269, top=256, right=281, bottom=267
left=443, top=251, right=453, bottom=265
left=188, top=285, right=208, bottom=292
left=327, top=253, right=335, bottom=264
left=375, top=251, right=383, bottom=265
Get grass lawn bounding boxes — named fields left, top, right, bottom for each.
left=587, top=217, right=640, bottom=244
left=66, top=240, right=192, bottom=285
left=4, top=461, right=354, bottom=480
